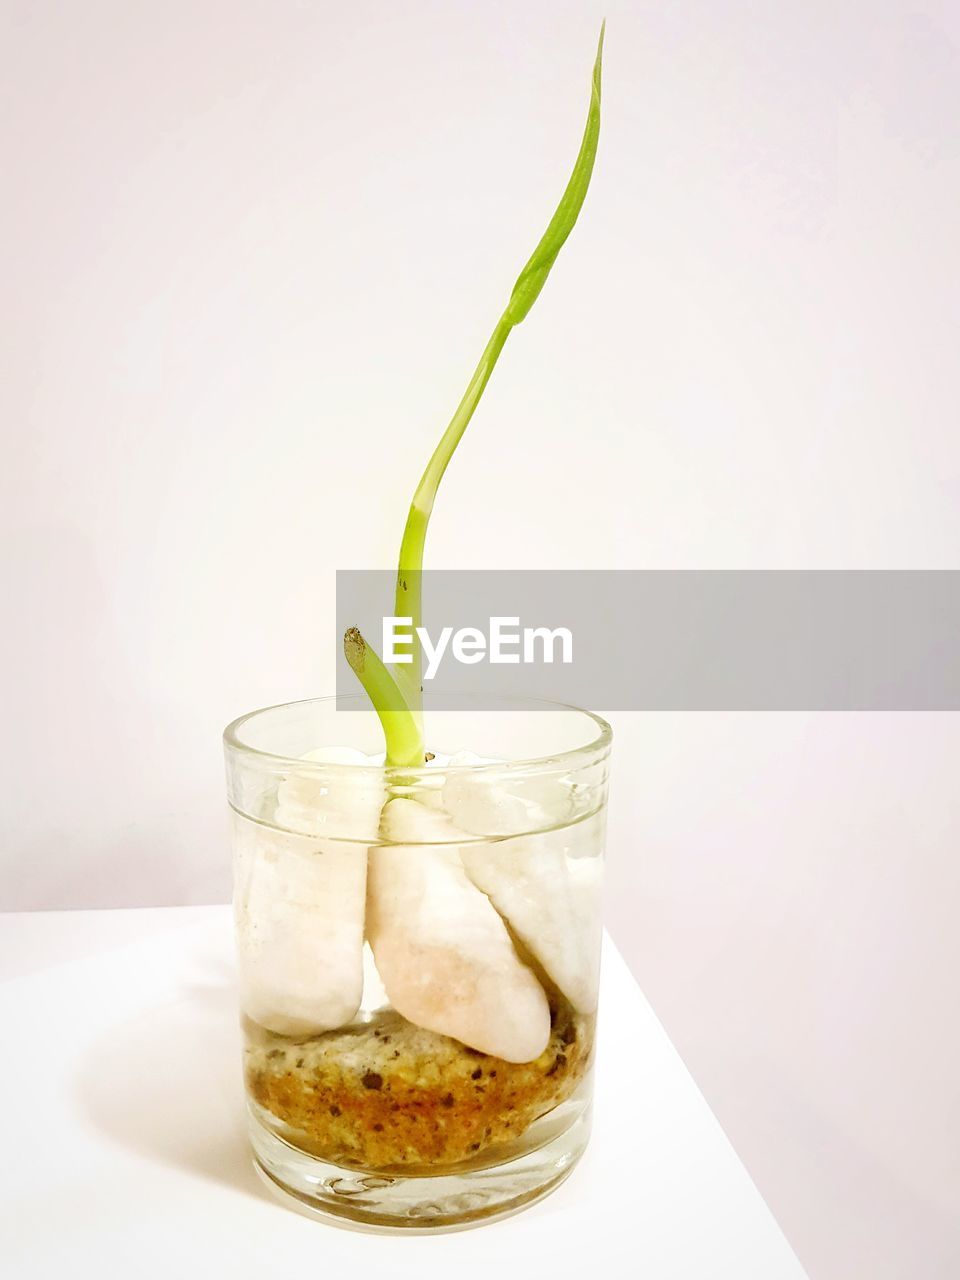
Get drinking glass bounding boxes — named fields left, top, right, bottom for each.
left=224, top=694, right=611, bottom=1228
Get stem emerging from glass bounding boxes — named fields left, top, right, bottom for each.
left=346, top=24, right=605, bottom=766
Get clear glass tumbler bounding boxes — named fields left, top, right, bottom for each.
left=223, top=694, right=611, bottom=1228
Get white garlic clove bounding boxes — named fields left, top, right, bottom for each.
left=366, top=798, right=551, bottom=1063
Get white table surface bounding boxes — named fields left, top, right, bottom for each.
left=0, top=907, right=807, bottom=1279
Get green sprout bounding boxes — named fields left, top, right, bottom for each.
left=345, top=23, right=605, bottom=767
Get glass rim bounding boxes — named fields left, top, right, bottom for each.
left=223, top=692, right=613, bottom=777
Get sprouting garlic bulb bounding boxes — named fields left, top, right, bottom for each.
left=366, top=797, right=551, bottom=1063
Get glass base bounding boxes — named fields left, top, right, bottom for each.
left=248, top=1100, right=592, bottom=1230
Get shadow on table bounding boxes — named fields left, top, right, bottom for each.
left=73, top=934, right=268, bottom=1205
